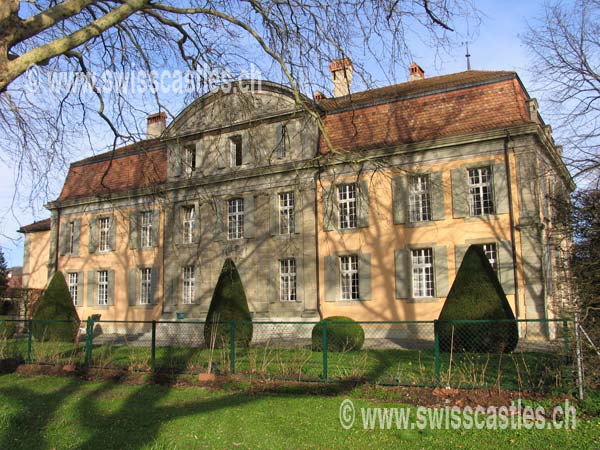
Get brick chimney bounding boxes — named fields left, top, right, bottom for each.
left=147, top=112, right=166, bottom=139
left=329, top=57, right=353, bottom=97
left=409, top=62, right=425, bottom=81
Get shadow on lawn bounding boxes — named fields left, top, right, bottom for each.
left=0, top=349, right=399, bottom=450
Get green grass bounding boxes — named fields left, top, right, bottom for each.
left=0, top=336, right=570, bottom=391
left=0, top=374, right=596, bottom=449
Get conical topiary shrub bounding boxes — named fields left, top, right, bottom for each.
left=438, top=245, right=518, bottom=353
left=204, top=258, right=253, bottom=348
left=32, top=271, right=80, bottom=342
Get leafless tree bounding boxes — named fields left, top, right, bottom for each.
left=0, top=0, right=478, bottom=208
left=523, top=0, right=600, bottom=185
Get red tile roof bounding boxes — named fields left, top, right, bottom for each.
left=57, top=139, right=167, bottom=201
left=319, top=71, right=532, bottom=153
left=18, top=218, right=51, bottom=233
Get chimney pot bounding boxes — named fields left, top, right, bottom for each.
left=147, top=112, right=166, bottom=139
left=409, top=62, right=425, bottom=81
left=313, top=91, right=326, bottom=101
left=329, top=57, right=353, bottom=97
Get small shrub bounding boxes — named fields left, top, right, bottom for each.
left=438, top=245, right=518, bottom=353
left=312, top=316, right=365, bottom=352
left=0, top=317, right=16, bottom=339
left=204, top=258, right=253, bottom=348
left=32, top=272, right=80, bottom=342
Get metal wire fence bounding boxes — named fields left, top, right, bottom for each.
left=0, top=317, right=577, bottom=392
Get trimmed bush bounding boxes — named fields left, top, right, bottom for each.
left=32, top=272, right=80, bottom=342
left=438, top=245, right=518, bottom=353
left=204, top=258, right=253, bottom=348
left=311, top=316, right=365, bottom=352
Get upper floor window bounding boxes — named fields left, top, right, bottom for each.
left=230, top=135, right=243, bottom=167
left=277, top=124, right=287, bottom=159
left=98, top=217, right=111, bottom=252
left=279, top=192, right=295, bottom=234
left=140, top=211, right=153, bottom=248
left=68, top=272, right=79, bottom=306
left=340, top=255, right=359, bottom=300
left=482, top=243, right=498, bottom=272
left=279, top=258, right=297, bottom=302
left=411, top=248, right=434, bottom=298
left=182, top=265, right=195, bottom=304
left=97, top=270, right=109, bottom=305
left=182, top=206, right=195, bottom=244
left=338, top=184, right=357, bottom=230
left=67, top=221, right=75, bottom=254
left=409, top=175, right=432, bottom=222
left=139, top=267, right=152, bottom=305
left=228, top=198, right=244, bottom=240
left=468, top=167, right=494, bottom=216
left=183, top=146, right=196, bottom=175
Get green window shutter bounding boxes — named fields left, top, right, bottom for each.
left=194, top=265, right=201, bottom=304
left=73, top=219, right=81, bottom=256
left=293, top=190, right=301, bottom=235
left=394, top=249, right=410, bottom=299
left=86, top=271, right=95, bottom=306
left=451, top=168, right=468, bottom=218
left=324, top=255, right=338, bottom=302
left=195, top=140, right=204, bottom=171
left=191, top=203, right=199, bottom=243
left=128, top=268, right=137, bottom=306
left=295, top=257, right=303, bottom=303
left=59, top=222, right=67, bottom=256
left=213, top=200, right=224, bottom=241
left=430, top=172, right=445, bottom=221
left=322, top=186, right=336, bottom=231
left=172, top=145, right=182, bottom=177
left=216, top=138, right=227, bottom=169
left=244, top=194, right=254, bottom=238
left=454, top=244, right=469, bottom=275
left=270, top=193, right=279, bottom=235
left=269, top=259, right=278, bottom=303
left=107, top=270, right=115, bottom=306
left=499, top=240, right=515, bottom=294
left=358, top=253, right=371, bottom=301
left=88, top=218, right=97, bottom=253
left=357, top=181, right=370, bottom=228
left=164, top=266, right=178, bottom=306
left=392, top=176, right=408, bottom=224
left=242, top=134, right=250, bottom=165
left=151, top=267, right=160, bottom=305
left=275, top=123, right=284, bottom=158
left=129, top=212, right=138, bottom=250
left=152, top=210, right=160, bottom=247
left=434, top=246, right=449, bottom=298
left=109, top=216, right=116, bottom=251
left=76, top=271, right=84, bottom=306
left=493, top=162, right=509, bottom=214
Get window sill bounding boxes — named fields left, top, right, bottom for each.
left=334, top=299, right=371, bottom=304
left=396, top=297, right=440, bottom=303
left=132, top=304, right=157, bottom=309
left=463, top=213, right=503, bottom=222
left=403, top=220, right=438, bottom=228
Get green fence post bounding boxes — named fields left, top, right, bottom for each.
left=229, top=321, right=235, bottom=374
left=85, top=316, right=94, bottom=367
left=434, top=320, right=441, bottom=387
left=151, top=320, right=156, bottom=373
left=26, top=319, right=33, bottom=364
left=322, top=321, right=328, bottom=381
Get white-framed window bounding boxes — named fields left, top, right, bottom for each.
left=99, top=217, right=111, bottom=252
left=277, top=124, right=287, bottom=159
left=411, top=248, right=434, bottom=298
left=279, top=192, right=295, bottom=234
left=279, top=258, right=297, bottom=302
left=182, top=265, right=195, bottom=304
left=97, top=270, right=108, bottom=305
left=182, top=206, right=195, bottom=244
left=183, top=146, right=196, bottom=175
left=139, top=267, right=152, bottom=305
left=340, top=255, right=359, bottom=300
left=228, top=198, right=244, bottom=240
left=338, top=184, right=357, bottom=230
left=140, top=211, right=153, bottom=248
left=409, top=175, right=432, bottom=222
left=468, top=167, right=495, bottom=216
left=230, top=135, right=243, bottom=166
left=68, top=221, right=75, bottom=254
left=482, top=243, right=498, bottom=272
left=68, top=272, right=78, bottom=306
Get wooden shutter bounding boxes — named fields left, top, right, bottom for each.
left=324, top=255, right=338, bottom=302
left=195, top=140, right=204, bottom=173
left=73, top=219, right=81, bottom=256
left=268, top=259, right=278, bottom=303
left=59, top=222, right=67, bottom=256
left=358, top=253, right=371, bottom=301
left=241, top=132, right=250, bottom=165
left=295, top=257, right=303, bottom=303
left=493, top=162, right=509, bottom=214
left=499, top=240, right=515, bottom=294
left=454, top=244, right=469, bottom=275
left=152, top=210, right=160, bottom=247
left=88, top=218, right=97, bottom=253
left=270, top=193, right=279, bottom=236
left=434, top=246, right=449, bottom=298
left=108, top=216, right=116, bottom=251
left=392, top=176, right=408, bottom=224
left=322, top=186, right=336, bottom=231
left=213, top=200, right=224, bottom=241
left=107, top=270, right=115, bottom=306
left=76, top=271, right=83, bottom=306
left=451, top=168, right=468, bottom=218
left=86, top=271, right=95, bottom=306
left=129, top=211, right=138, bottom=250
left=151, top=266, right=160, bottom=305
left=128, top=268, right=137, bottom=306
left=357, top=181, right=370, bottom=228
left=244, top=194, right=254, bottom=238
left=430, top=172, right=445, bottom=221
left=172, top=145, right=182, bottom=177
left=394, top=249, right=410, bottom=299
left=275, top=123, right=284, bottom=158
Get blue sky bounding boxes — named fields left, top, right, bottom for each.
left=0, top=0, right=547, bottom=267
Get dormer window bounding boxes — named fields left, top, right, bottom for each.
left=230, top=135, right=243, bottom=167
left=183, top=146, right=196, bottom=175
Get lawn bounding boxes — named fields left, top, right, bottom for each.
left=0, top=374, right=596, bottom=449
